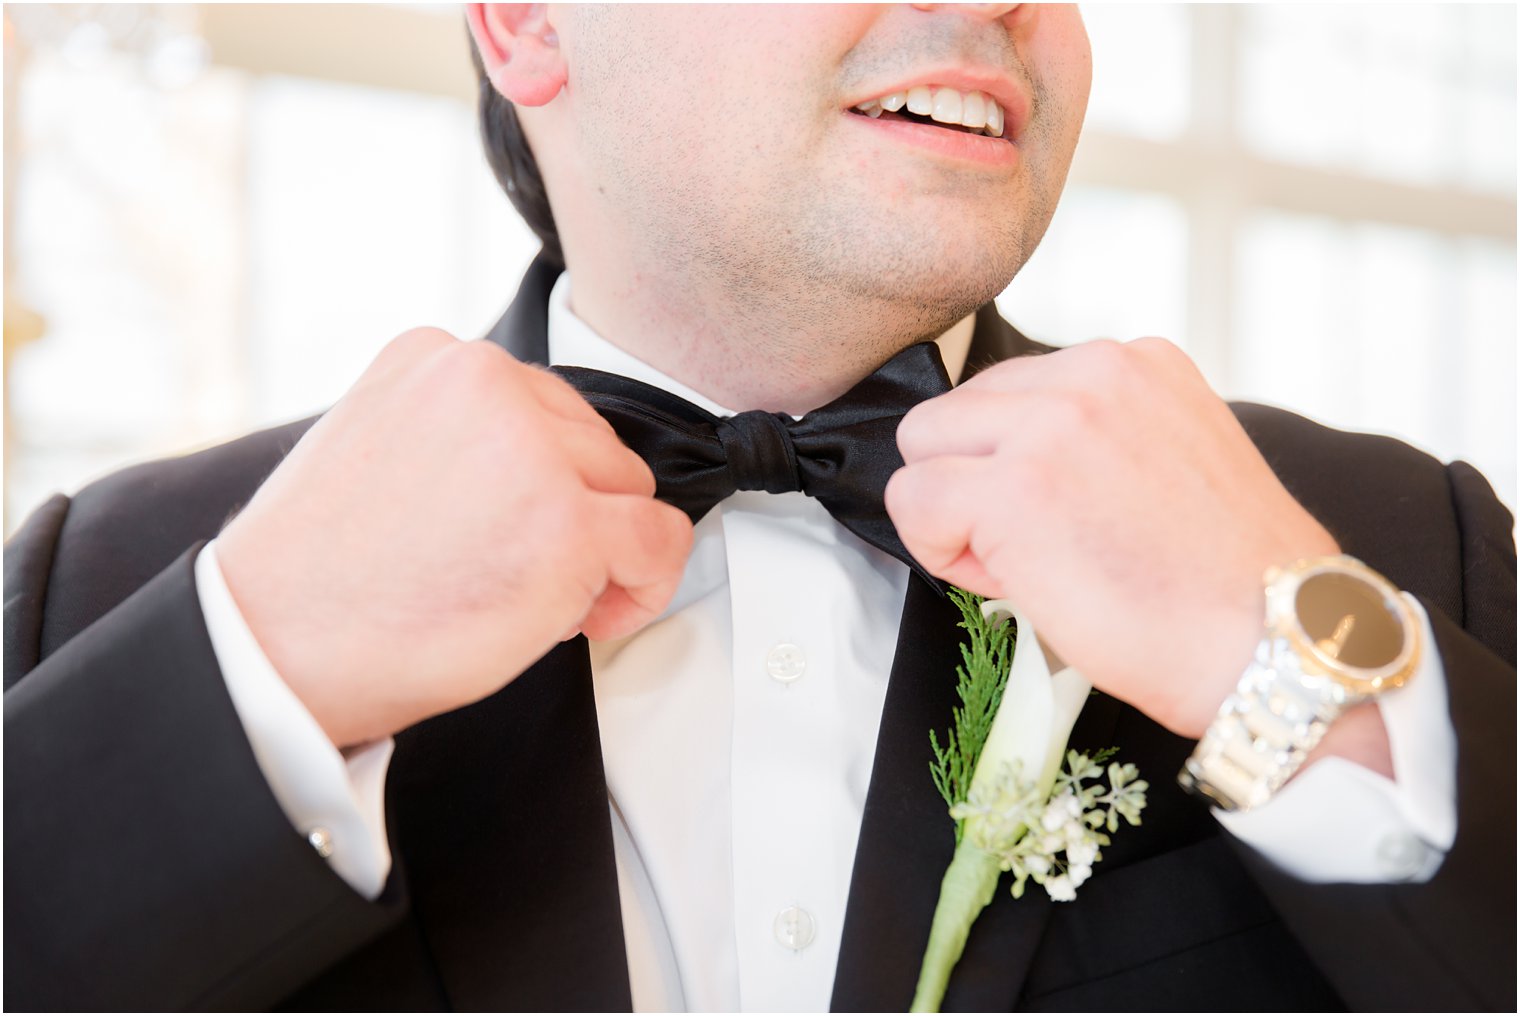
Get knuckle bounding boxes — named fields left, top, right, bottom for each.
left=361, top=327, right=458, bottom=386
left=533, top=364, right=586, bottom=401
left=382, top=326, right=458, bottom=364
left=451, top=337, right=517, bottom=381
left=1027, top=389, right=1097, bottom=438
left=1137, top=336, right=1205, bottom=382
left=1062, top=387, right=1105, bottom=429
left=392, top=324, right=457, bottom=348
left=1076, top=337, right=1126, bottom=378
left=433, top=341, right=528, bottom=413
left=1131, top=335, right=1181, bottom=360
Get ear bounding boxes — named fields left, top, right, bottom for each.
left=465, top=4, right=566, bottom=107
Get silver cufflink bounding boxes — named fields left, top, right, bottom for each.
left=307, top=827, right=334, bottom=858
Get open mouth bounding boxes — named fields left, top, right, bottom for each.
left=848, top=86, right=1008, bottom=140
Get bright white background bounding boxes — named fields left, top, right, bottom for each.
left=4, top=4, right=1515, bottom=534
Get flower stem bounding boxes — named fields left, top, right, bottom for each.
left=910, top=837, right=1003, bottom=1013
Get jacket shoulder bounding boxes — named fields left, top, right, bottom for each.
left=1230, top=401, right=1482, bottom=622
left=30, top=416, right=317, bottom=657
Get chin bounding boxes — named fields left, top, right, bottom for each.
left=826, top=202, right=1030, bottom=305
left=845, top=233, right=1021, bottom=324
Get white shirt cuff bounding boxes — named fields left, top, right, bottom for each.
left=1214, top=596, right=1455, bottom=883
left=195, top=540, right=394, bottom=899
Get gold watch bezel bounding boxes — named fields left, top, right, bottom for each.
left=1263, top=554, right=1420, bottom=698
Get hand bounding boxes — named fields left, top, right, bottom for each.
left=217, top=328, right=693, bottom=749
left=885, top=338, right=1341, bottom=738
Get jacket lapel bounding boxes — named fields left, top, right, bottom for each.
left=387, top=639, right=632, bottom=1012
left=828, top=575, right=1005, bottom=1011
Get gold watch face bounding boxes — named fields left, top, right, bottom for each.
left=1295, top=570, right=1406, bottom=669
left=1268, top=555, right=1420, bottom=694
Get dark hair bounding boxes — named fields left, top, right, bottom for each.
left=469, top=38, right=564, bottom=267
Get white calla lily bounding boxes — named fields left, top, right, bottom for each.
left=913, top=598, right=1143, bottom=1013
left=966, top=600, right=1093, bottom=822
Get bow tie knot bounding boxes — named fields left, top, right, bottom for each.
left=715, top=411, right=803, bottom=495
left=554, top=341, right=954, bottom=589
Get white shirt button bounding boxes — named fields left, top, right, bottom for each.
left=766, top=643, right=807, bottom=684
left=760, top=641, right=808, bottom=681
left=773, top=905, right=816, bottom=950
left=1375, top=831, right=1427, bottom=880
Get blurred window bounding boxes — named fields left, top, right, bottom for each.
left=1001, top=4, right=1515, bottom=508
left=1239, top=5, right=1516, bottom=193
left=998, top=187, right=1190, bottom=350
left=6, top=6, right=538, bottom=528
left=1083, top=4, right=1191, bottom=141
left=244, top=75, right=534, bottom=423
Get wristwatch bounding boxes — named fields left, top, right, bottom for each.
left=1178, top=554, right=1421, bottom=812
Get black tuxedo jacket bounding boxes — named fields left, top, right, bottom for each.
left=5, top=255, right=1516, bottom=1011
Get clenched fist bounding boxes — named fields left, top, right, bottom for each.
left=885, top=338, right=1342, bottom=740
left=216, top=329, right=693, bottom=749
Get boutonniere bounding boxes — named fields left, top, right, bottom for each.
left=911, top=590, right=1149, bottom=1013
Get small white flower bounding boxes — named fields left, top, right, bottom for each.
left=1041, top=801, right=1066, bottom=832
left=1045, top=874, right=1077, bottom=902
left=1024, top=854, right=1051, bottom=876
left=1067, top=863, right=1092, bottom=887
left=1067, top=839, right=1098, bottom=868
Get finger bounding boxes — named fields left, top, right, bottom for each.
left=887, top=456, right=1022, bottom=595
left=900, top=386, right=1100, bottom=465
left=968, top=337, right=1129, bottom=385
left=884, top=456, right=987, bottom=576
left=555, top=420, right=658, bottom=497
left=578, top=584, right=652, bottom=642
left=375, top=326, right=459, bottom=369
left=354, top=327, right=460, bottom=391
left=580, top=494, right=694, bottom=639
left=897, top=389, right=1014, bottom=463
left=521, top=364, right=618, bottom=431
left=932, top=546, right=1002, bottom=599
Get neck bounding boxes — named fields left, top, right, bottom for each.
left=562, top=262, right=978, bottom=415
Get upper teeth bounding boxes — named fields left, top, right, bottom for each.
left=854, top=86, right=1005, bottom=138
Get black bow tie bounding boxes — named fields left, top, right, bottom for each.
left=555, top=342, right=952, bottom=589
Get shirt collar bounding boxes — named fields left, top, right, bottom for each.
left=546, top=272, right=740, bottom=418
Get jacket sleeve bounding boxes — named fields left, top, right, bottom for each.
left=1224, top=460, right=1517, bottom=1012
left=3, top=499, right=407, bottom=1011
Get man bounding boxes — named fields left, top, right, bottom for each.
left=4, top=4, right=1514, bottom=1011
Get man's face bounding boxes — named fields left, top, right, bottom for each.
left=547, top=4, right=1091, bottom=350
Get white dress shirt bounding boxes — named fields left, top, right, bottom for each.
left=196, top=273, right=1457, bottom=1012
